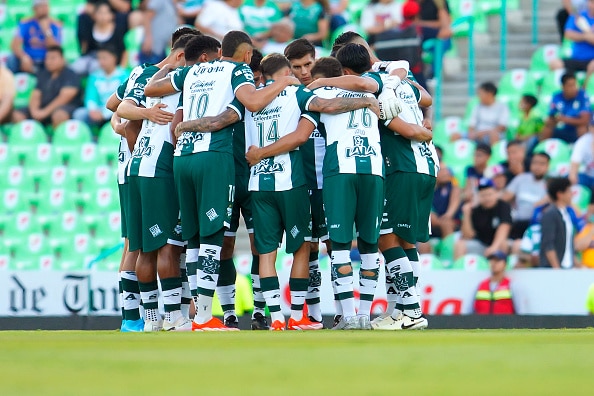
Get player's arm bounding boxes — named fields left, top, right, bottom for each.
left=144, top=67, right=181, bottom=98
left=384, top=117, right=433, bottom=142
left=460, top=203, right=476, bottom=239
left=408, top=78, right=433, bottom=107
left=245, top=117, right=316, bottom=166
left=110, top=112, right=126, bottom=137
left=307, top=75, right=380, bottom=93
left=235, top=76, right=300, bottom=112
left=308, top=95, right=380, bottom=117
left=170, top=109, right=183, bottom=144
left=106, top=92, right=122, bottom=112
left=116, top=99, right=173, bottom=125
left=174, top=108, right=240, bottom=138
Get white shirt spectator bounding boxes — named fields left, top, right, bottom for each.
left=196, top=0, right=244, bottom=41
left=360, top=1, right=403, bottom=33
left=570, top=132, right=594, bottom=178
left=505, top=173, right=547, bottom=221
left=468, top=102, right=509, bottom=136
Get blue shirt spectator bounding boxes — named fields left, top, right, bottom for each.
left=565, top=10, right=594, bottom=62
left=545, top=73, right=591, bottom=143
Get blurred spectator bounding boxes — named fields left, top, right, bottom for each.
left=12, top=46, right=81, bottom=129
left=485, top=164, right=507, bottom=194
left=431, top=164, right=461, bottom=237
left=550, top=0, right=594, bottom=75
left=463, top=142, right=491, bottom=203
left=557, top=0, right=587, bottom=42
left=141, top=0, right=178, bottom=64
left=289, top=0, right=329, bottom=46
left=74, top=2, right=127, bottom=75
left=467, top=82, right=509, bottom=145
left=258, top=19, right=295, bottom=55
left=177, top=0, right=206, bottom=26
left=569, top=130, right=594, bottom=216
left=575, top=215, right=594, bottom=267
left=417, top=0, right=452, bottom=78
left=240, top=0, right=283, bottom=40
left=473, top=251, right=515, bottom=315
left=539, top=177, right=579, bottom=268
left=0, top=66, right=16, bottom=125
left=501, top=140, right=528, bottom=186
left=455, top=178, right=512, bottom=259
left=195, top=0, right=244, bottom=41
left=502, top=152, right=551, bottom=240
left=78, top=0, right=135, bottom=34
left=7, top=0, right=62, bottom=74
left=361, top=0, right=402, bottom=37
left=73, top=46, right=127, bottom=129
left=542, top=73, right=591, bottom=144
left=515, top=94, right=544, bottom=150
left=328, top=0, right=349, bottom=32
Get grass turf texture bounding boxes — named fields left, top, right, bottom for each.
left=1, top=329, right=593, bottom=395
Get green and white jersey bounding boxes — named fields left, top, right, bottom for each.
left=364, top=72, right=439, bottom=177
left=300, top=129, right=325, bottom=190
left=114, top=63, right=153, bottom=185
left=314, top=87, right=383, bottom=178
left=127, top=91, right=180, bottom=178
left=229, top=98, right=250, bottom=177
left=246, top=83, right=319, bottom=192
left=170, top=60, right=254, bottom=156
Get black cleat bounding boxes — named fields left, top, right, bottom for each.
left=251, top=312, right=270, bottom=330
left=333, top=315, right=342, bottom=328
left=224, top=315, right=239, bottom=329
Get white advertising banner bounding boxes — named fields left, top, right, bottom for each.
left=1, top=268, right=593, bottom=317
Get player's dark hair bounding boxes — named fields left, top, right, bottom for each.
left=533, top=151, right=551, bottom=162
left=522, top=94, right=538, bottom=109
left=172, top=33, right=196, bottom=51
left=547, top=177, right=571, bottom=201
left=46, top=45, right=63, bottom=56
left=172, top=26, right=201, bottom=47
left=260, top=53, right=291, bottom=79
left=561, top=72, right=576, bottom=86
left=479, top=81, right=498, bottom=95
left=249, top=48, right=264, bottom=73
left=331, top=31, right=364, bottom=56
left=335, top=43, right=370, bottom=75
left=311, top=57, right=343, bottom=78
left=184, top=35, right=221, bottom=62
left=221, top=30, right=252, bottom=57
left=284, top=38, right=315, bottom=61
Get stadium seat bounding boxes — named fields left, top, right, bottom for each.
left=539, top=69, right=565, bottom=98
left=435, top=233, right=457, bottom=267
left=9, top=233, right=51, bottom=271
left=92, top=211, right=123, bottom=249
left=571, top=184, right=592, bottom=215
left=34, top=188, right=78, bottom=227
left=37, top=165, right=79, bottom=195
left=1, top=188, right=31, bottom=215
left=5, top=0, right=31, bottom=28
left=7, top=120, right=48, bottom=161
left=13, top=72, right=37, bottom=109
left=25, top=143, right=61, bottom=182
left=529, top=44, right=560, bottom=84
left=497, top=69, right=538, bottom=104
left=53, top=120, right=94, bottom=162
left=443, top=138, right=476, bottom=168
left=2, top=211, right=42, bottom=249
left=454, top=254, right=490, bottom=271
left=0, top=165, right=36, bottom=194
left=419, top=254, right=444, bottom=271
left=0, top=142, right=20, bottom=167
left=487, top=139, right=507, bottom=166
left=97, top=122, right=122, bottom=164
left=80, top=185, right=120, bottom=224
left=124, top=27, right=144, bottom=68
left=54, top=233, right=99, bottom=271
left=533, top=138, right=571, bottom=170
left=60, top=25, right=80, bottom=63
left=67, top=143, right=104, bottom=182
left=90, top=244, right=124, bottom=272
left=433, top=116, right=464, bottom=147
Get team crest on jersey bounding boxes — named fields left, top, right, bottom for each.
left=177, top=132, right=204, bottom=147
left=254, top=158, right=285, bottom=175
left=132, top=137, right=154, bottom=158
left=345, top=136, right=377, bottom=158
left=419, top=141, right=433, bottom=158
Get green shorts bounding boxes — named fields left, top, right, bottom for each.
left=174, top=152, right=234, bottom=240
left=252, top=185, right=312, bottom=254
left=227, top=173, right=253, bottom=236
left=126, top=176, right=183, bottom=252
left=381, top=171, right=436, bottom=244
left=309, top=188, right=328, bottom=242
left=118, top=182, right=128, bottom=238
left=323, top=174, right=384, bottom=245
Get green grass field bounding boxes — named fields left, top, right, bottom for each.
left=1, top=329, right=593, bottom=395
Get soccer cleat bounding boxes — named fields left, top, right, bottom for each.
left=251, top=312, right=270, bottom=330
left=143, top=319, right=163, bottom=332
left=121, top=319, right=145, bottom=332
left=192, top=317, right=239, bottom=331
left=288, top=316, right=324, bottom=330
left=270, top=320, right=286, bottom=331
left=333, top=315, right=342, bottom=328
left=332, top=315, right=358, bottom=330
left=308, top=316, right=323, bottom=327
left=224, top=315, right=240, bottom=329
left=163, top=316, right=193, bottom=332
left=356, top=314, right=372, bottom=330
left=396, top=314, right=428, bottom=330
left=371, top=313, right=397, bottom=330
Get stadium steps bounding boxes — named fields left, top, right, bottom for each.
left=440, top=0, right=560, bottom=118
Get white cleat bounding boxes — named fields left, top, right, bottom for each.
left=143, top=319, right=163, bottom=332
left=332, top=315, right=359, bottom=330
left=163, top=316, right=193, bottom=332
left=356, top=314, right=372, bottom=330
left=371, top=313, right=399, bottom=330
left=394, top=314, right=429, bottom=330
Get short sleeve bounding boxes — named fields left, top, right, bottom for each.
left=498, top=102, right=510, bottom=127
left=570, top=137, right=586, bottom=163
left=505, top=174, right=520, bottom=195
left=227, top=98, right=245, bottom=121
left=231, top=63, right=255, bottom=93
left=124, top=67, right=154, bottom=106
left=361, top=71, right=383, bottom=95
left=63, top=69, right=81, bottom=88
left=498, top=201, right=513, bottom=224
left=297, top=86, right=320, bottom=126
left=580, top=91, right=591, bottom=112
left=171, top=66, right=191, bottom=92
left=468, top=105, right=479, bottom=128
left=565, top=14, right=579, bottom=33
left=115, top=79, right=128, bottom=100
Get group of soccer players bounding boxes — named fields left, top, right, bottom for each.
left=107, top=25, right=439, bottom=332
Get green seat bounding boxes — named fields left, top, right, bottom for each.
left=97, top=122, right=122, bottom=164
left=67, top=143, right=104, bottom=182
left=549, top=161, right=570, bottom=177
left=124, top=27, right=144, bottom=68
left=53, top=233, right=99, bottom=271
left=80, top=184, right=120, bottom=224
left=7, top=120, right=48, bottom=161
left=93, top=211, right=123, bottom=249
left=529, top=44, right=560, bottom=84
left=418, top=254, right=444, bottom=271
left=9, top=232, right=50, bottom=271
left=53, top=120, right=93, bottom=162
left=433, top=116, right=464, bottom=147
left=487, top=139, right=508, bottom=166
left=443, top=138, right=476, bottom=168
left=60, top=25, right=80, bottom=63
left=571, top=184, right=592, bottom=215
left=34, top=188, right=78, bottom=227
left=533, top=138, right=571, bottom=168
left=1, top=187, right=32, bottom=214
left=497, top=69, right=538, bottom=105
left=2, top=211, right=43, bottom=249
left=539, top=69, right=565, bottom=98
left=435, top=233, right=456, bottom=267
left=0, top=142, right=21, bottom=167
left=5, top=1, right=31, bottom=28
left=13, top=72, right=37, bottom=109
left=1, top=165, right=36, bottom=194
left=46, top=210, right=88, bottom=250
left=37, top=165, right=79, bottom=195
left=25, top=143, right=61, bottom=181
left=80, top=164, right=116, bottom=192
left=454, top=254, right=490, bottom=271
left=0, top=253, right=10, bottom=271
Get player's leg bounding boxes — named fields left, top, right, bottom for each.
left=324, top=175, right=358, bottom=329
left=253, top=190, right=286, bottom=330
left=178, top=248, right=192, bottom=319
left=354, top=174, right=384, bottom=329
left=218, top=235, right=238, bottom=327
left=306, top=188, right=326, bottom=323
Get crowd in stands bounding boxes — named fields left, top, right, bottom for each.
left=1, top=0, right=594, bottom=273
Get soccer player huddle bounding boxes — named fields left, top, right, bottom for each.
left=107, top=26, right=439, bottom=332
